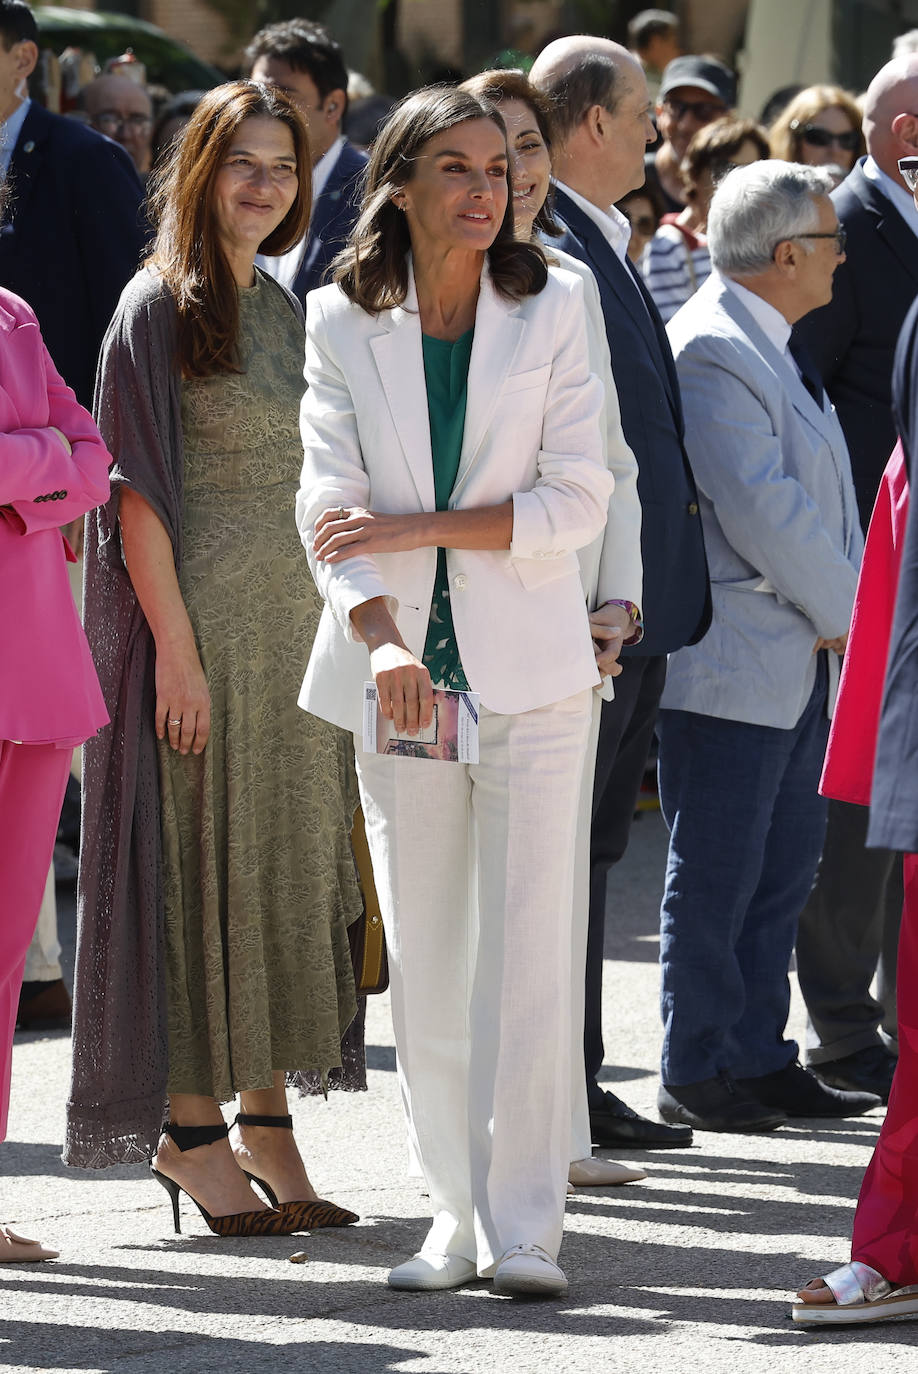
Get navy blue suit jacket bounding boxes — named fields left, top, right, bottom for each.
left=292, top=139, right=367, bottom=302
left=552, top=188, right=710, bottom=657
left=0, top=103, right=146, bottom=408
left=794, top=159, right=918, bottom=532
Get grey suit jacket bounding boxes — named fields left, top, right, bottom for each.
left=661, top=274, right=862, bottom=729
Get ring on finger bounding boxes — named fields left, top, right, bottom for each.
left=337, top=506, right=346, bottom=521
left=168, top=717, right=182, bottom=726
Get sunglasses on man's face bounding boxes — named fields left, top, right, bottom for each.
left=900, top=157, right=918, bottom=193
left=662, top=97, right=725, bottom=124
left=790, top=121, right=859, bottom=152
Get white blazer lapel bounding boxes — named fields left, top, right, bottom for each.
left=368, top=275, right=435, bottom=510
left=453, top=267, right=525, bottom=494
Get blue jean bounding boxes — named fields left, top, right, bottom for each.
left=657, top=656, right=829, bottom=1086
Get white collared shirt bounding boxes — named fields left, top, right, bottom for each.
left=862, top=155, right=918, bottom=242
left=0, top=96, right=30, bottom=182
left=554, top=179, right=632, bottom=265
left=257, top=135, right=346, bottom=292
left=720, top=273, right=792, bottom=357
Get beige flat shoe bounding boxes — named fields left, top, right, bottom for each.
left=0, top=1224, right=59, bottom=1262
left=568, top=1156, right=647, bottom=1186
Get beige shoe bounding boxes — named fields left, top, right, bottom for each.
left=0, top=1224, right=59, bottom=1262
left=568, top=1156, right=647, bottom=1186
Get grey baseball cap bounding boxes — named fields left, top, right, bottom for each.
left=659, top=56, right=736, bottom=107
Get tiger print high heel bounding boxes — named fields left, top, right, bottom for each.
left=233, top=1113, right=360, bottom=1230
left=150, top=1121, right=301, bottom=1237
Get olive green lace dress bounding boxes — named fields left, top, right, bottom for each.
left=158, top=272, right=360, bottom=1101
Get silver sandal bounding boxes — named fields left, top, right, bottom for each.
left=792, top=1260, right=918, bottom=1326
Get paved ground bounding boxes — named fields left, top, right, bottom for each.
left=2, top=810, right=912, bottom=1372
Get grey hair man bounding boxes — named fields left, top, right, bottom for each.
left=792, top=55, right=918, bottom=1105
left=656, top=160, right=872, bottom=1133
left=530, top=36, right=711, bottom=1155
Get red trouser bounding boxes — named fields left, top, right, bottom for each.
left=0, top=739, right=71, bottom=1139
left=851, top=852, right=918, bottom=1284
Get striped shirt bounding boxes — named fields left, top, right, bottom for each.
left=643, top=219, right=711, bottom=323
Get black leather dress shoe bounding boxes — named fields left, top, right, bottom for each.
left=657, top=1074, right=786, bottom=1133
left=589, top=1090, right=693, bottom=1148
left=811, top=1045, right=897, bottom=1104
left=736, top=1060, right=882, bottom=1118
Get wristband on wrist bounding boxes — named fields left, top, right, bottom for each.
left=604, top=599, right=644, bottom=646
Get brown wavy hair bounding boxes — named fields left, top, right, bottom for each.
left=333, top=84, right=547, bottom=315
left=461, top=69, right=561, bottom=239
left=148, top=80, right=312, bottom=378
left=769, top=85, right=865, bottom=164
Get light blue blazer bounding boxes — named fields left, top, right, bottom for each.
left=660, top=273, right=863, bottom=729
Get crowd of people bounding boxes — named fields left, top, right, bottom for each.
left=3, top=0, right=918, bottom=1323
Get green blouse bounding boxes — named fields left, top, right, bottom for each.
left=421, top=328, right=473, bottom=692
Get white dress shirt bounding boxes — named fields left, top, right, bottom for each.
left=554, top=179, right=632, bottom=264
left=257, top=134, right=346, bottom=291
left=721, top=273, right=792, bottom=357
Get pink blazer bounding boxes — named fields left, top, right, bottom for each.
left=0, top=288, right=111, bottom=745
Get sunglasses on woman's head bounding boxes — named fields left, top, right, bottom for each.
left=790, top=121, right=859, bottom=152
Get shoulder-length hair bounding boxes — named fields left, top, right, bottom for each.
left=148, top=80, right=312, bottom=379
left=769, top=85, right=865, bottom=164
left=333, top=84, right=547, bottom=315
left=461, top=69, right=561, bottom=239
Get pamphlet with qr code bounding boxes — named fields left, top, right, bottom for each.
left=362, top=683, right=480, bottom=763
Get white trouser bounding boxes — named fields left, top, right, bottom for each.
left=570, top=697, right=603, bottom=1162
left=355, top=689, right=591, bottom=1273
left=23, top=867, right=62, bottom=983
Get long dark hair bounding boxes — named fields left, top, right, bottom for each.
left=149, top=80, right=312, bottom=378
left=461, top=69, right=562, bottom=238
left=334, top=84, right=547, bottom=314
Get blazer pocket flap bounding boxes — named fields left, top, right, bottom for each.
left=512, top=550, right=580, bottom=591
left=502, top=364, right=552, bottom=395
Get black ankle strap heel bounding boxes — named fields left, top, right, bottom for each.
left=233, top=1113, right=293, bottom=1129
left=163, top=1121, right=230, bottom=1151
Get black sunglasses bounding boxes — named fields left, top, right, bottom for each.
left=662, top=97, right=725, bottom=124
left=900, top=157, right=918, bottom=192
left=790, top=121, right=859, bottom=153
left=622, top=212, right=656, bottom=235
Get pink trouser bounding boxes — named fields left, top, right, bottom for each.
left=0, top=739, right=71, bottom=1139
left=851, top=853, right=918, bottom=1284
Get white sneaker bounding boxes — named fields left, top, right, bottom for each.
left=387, top=1251, right=479, bottom=1290
left=493, top=1243, right=568, bottom=1297
left=568, top=1156, right=647, bottom=1186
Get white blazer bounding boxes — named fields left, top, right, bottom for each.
left=296, top=262, right=613, bottom=732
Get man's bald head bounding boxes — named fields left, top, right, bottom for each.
left=530, top=35, right=644, bottom=143
left=863, top=55, right=918, bottom=181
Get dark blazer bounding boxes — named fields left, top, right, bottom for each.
left=869, top=297, right=918, bottom=852
left=794, top=158, right=918, bottom=531
left=291, top=139, right=367, bottom=302
left=552, top=187, right=710, bottom=657
left=0, top=103, right=146, bottom=409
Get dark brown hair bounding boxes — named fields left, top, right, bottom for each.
left=333, top=84, right=547, bottom=315
left=461, top=69, right=561, bottom=238
left=149, top=80, right=312, bottom=378
left=682, top=116, right=770, bottom=196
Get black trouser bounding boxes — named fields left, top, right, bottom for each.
left=795, top=797, right=901, bottom=1063
left=585, top=654, right=667, bottom=1111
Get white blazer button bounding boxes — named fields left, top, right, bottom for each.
left=453, top=574, right=468, bottom=591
